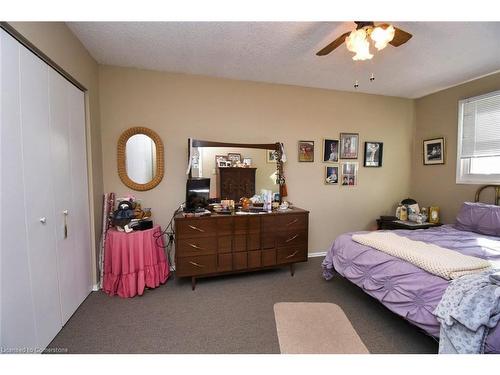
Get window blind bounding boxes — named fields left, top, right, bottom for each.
left=460, top=91, right=500, bottom=158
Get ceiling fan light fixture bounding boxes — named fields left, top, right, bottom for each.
left=345, top=29, right=373, bottom=61
left=370, top=25, right=395, bottom=51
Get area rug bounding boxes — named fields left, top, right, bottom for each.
left=273, top=302, right=369, bottom=354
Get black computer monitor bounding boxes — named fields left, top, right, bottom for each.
left=185, top=178, right=210, bottom=212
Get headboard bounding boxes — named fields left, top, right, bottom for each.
left=474, top=185, right=500, bottom=205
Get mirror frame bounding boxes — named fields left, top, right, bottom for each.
left=117, top=126, right=164, bottom=191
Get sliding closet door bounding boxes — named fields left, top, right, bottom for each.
left=49, top=70, right=76, bottom=325
left=49, top=70, right=91, bottom=324
left=0, top=29, right=38, bottom=350
left=67, top=85, right=92, bottom=317
left=19, top=42, right=62, bottom=349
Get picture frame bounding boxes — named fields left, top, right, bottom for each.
left=323, top=139, right=339, bottom=163
left=429, top=206, right=440, bottom=224
left=423, top=137, right=445, bottom=165
left=243, top=157, right=252, bottom=167
left=218, top=160, right=231, bottom=168
left=266, top=149, right=277, bottom=163
left=227, top=153, right=242, bottom=165
left=325, top=166, right=339, bottom=185
left=298, top=141, right=314, bottom=162
left=340, top=162, right=358, bottom=186
left=340, top=133, right=359, bottom=159
left=363, top=142, right=383, bottom=167
left=215, top=154, right=228, bottom=167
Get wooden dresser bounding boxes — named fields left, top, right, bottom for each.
left=217, top=167, right=256, bottom=201
left=174, top=208, right=309, bottom=289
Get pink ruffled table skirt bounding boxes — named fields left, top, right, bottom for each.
left=103, top=225, right=170, bottom=298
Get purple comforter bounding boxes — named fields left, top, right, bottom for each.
left=322, top=225, right=500, bottom=353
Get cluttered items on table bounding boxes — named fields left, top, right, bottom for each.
left=111, top=195, right=153, bottom=233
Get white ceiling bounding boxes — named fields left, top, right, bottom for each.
left=67, top=22, right=500, bottom=98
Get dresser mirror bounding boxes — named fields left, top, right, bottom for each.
left=189, top=140, right=284, bottom=202
left=117, top=127, right=164, bottom=191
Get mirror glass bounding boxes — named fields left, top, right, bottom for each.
left=125, top=134, right=157, bottom=184
left=191, top=147, right=278, bottom=200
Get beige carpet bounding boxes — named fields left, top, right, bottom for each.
left=274, top=302, right=370, bottom=354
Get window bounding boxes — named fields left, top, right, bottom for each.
left=457, top=90, right=500, bottom=184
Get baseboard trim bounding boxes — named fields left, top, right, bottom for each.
left=308, top=251, right=327, bottom=258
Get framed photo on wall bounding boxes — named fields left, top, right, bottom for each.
left=298, top=140, right=314, bottom=162
left=323, top=139, right=339, bottom=163
left=266, top=149, right=277, bottom=163
left=423, top=137, right=445, bottom=165
left=325, top=166, right=339, bottom=185
left=363, top=142, right=383, bottom=167
left=340, top=133, right=359, bottom=159
left=340, top=162, right=358, bottom=186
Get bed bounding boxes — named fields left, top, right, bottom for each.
left=322, top=189, right=500, bottom=354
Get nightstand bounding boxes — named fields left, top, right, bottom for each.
left=377, top=217, right=442, bottom=230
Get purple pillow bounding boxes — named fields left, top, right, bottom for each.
left=454, top=202, right=500, bottom=236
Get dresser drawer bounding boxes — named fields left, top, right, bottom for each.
left=277, top=247, right=307, bottom=264
left=262, top=249, right=276, bottom=267
left=176, top=255, right=217, bottom=276
left=277, top=230, right=307, bottom=247
left=176, top=219, right=217, bottom=239
left=279, top=214, right=308, bottom=231
left=262, top=216, right=279, bottom=232
left=176, top=237, right=217, bottom=257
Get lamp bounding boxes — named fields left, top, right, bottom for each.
left=345, top=29, right=373, bottom=61
left=370, top=25, right=395, bottom=50
left=345, top=24, right=396, bottom=60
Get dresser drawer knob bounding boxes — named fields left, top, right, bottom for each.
left=188, top=242, right=204, bottom=250
left=287, top=218, right=299, bottom=226
left=188, top=224, right=205, bottom=232
left=285, top=234, right=299, bottom=243
left=189, top=261, right=205, bottom=268
left=285, top=250, right=299, bottom=259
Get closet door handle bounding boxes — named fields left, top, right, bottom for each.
left=63, top=210, right=68, bottom=239
left=39, top=217, right=47, bottom=224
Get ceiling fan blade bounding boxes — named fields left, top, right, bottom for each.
left=389, top=27, right=413, bottom=47
left=316, top=32, right=350, bottom=56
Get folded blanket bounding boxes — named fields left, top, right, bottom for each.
left=434, top=269, right=500, bottom=354
left=352, top=232, right=491, bottom=280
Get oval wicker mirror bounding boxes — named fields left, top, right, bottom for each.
left=117, top=127, right=164, bottom=191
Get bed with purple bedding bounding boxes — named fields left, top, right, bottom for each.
left=322, top=222, right=500, bottom=353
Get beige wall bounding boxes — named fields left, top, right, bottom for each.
left=9, top=22, right=104, bottom=283
left=411, top=71, right=500, bottom=224
left=99, top=65, right=415, bottom=252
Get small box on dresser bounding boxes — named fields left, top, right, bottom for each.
left=174, top=208, right=309, bottom=289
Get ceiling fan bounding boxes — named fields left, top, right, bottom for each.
left=316, top=22, right=412, bottom=60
